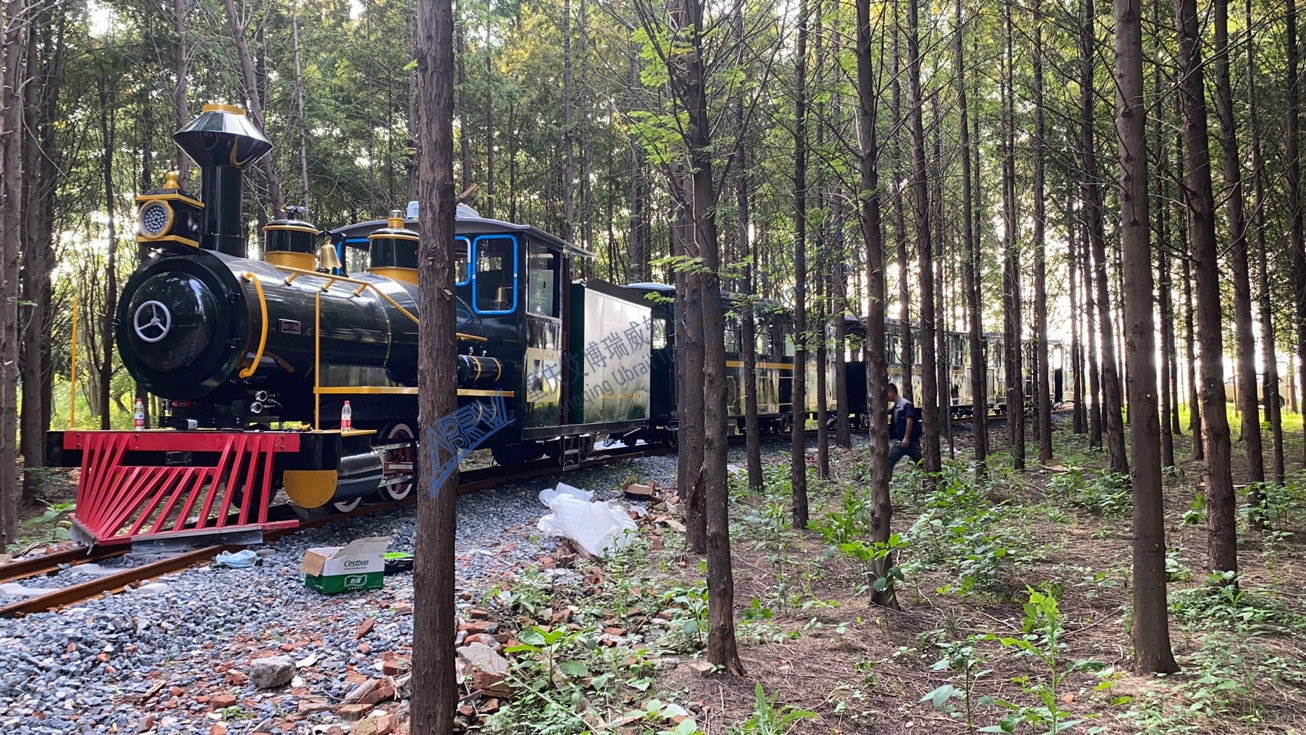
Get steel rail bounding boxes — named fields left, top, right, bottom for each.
left=0, top=546, right=128, bottom=584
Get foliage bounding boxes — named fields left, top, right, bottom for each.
left=1046, top=469, right=1131, bottom=518
left=982, top=585, right=1104, bottom=734
left=729, top=684, right=817, bottom=735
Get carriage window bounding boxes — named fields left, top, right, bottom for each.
left=652, top=318, right=667, bottom=349
left=724, top=320, right=741, bottom=354
left=755, top=328, right=771, bottom=356
left=454, top=237, right=470, bottom=286
left=473, top=236, right=517, bottom=314
left=526, top=243, right=558, bottom=316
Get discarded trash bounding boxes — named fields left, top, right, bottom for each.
left=214, top=549, right=260, bottom=568
left=383, top=552, right=414, bottom=574
left=539, top=482, right=593, bottom=504
left=302, top=537, right=391, bottom=594
left=537, top=482, right=637, bottom=557
left=621, top=477, right=658, bottom=499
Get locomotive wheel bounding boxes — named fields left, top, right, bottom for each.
left=374, top=422, right=417, bottom=502
left=330, top=496, right=362, bottom=513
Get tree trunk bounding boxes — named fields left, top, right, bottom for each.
left=891, top=17, right=911, bottom=403
left=669, top=0, right=744, bottom=674
left=411, top=0, right=459, bottom=729
left=1068, top=194, right=1086, bottom=434
left=222, top=0, right=283, bottom=215
left=855, top=0, right=895, bottom=609
left=1081, top=0, right=1127, bottom=473
left=291, top=1, right=310, bottom=209
left=1290, top=0, right=1306, bottom=469
left=956, top=0, right=987, bottom=465
left=1176, top=0, right=1238, bottom=577
left=791, top=0, right=810, bottom=528
left=173, top=0, right=190, bottom=185
left=561, top=0, right=574, bottom=242
left=0, top=0, right=25, bottom=542
left=1032, top=0, right=1052, bottom=463
left=1116, top=0, right=1179, bottom=674
left=673, top=165, right=706, bottom=554
left=1213, top=0, right=1264, bottom=489
left=455, top=24, right=472, bottom=192
left=908, top=0, right=940, bottom=478
left=1001, top=0, right=1023, bottom=470
left=1248, top=0, right=1284, bottom=483
left=735, top=12, right=763, bottom=491
left=97, top=78, right=118, bottom=431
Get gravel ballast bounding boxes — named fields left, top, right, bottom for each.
left=0, top=452, right=680, bottom=735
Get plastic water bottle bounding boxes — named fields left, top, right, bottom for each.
left=134, top=398, right=145, bottom=430
left=341, top=400, right=353, bottom=431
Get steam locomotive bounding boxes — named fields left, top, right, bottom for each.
left=46, top=104, right=1065, bottom=549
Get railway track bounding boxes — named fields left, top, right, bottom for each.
left=0, top=441, right=672, bottom=618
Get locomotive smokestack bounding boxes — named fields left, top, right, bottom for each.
left=173, top=103, right=273, bottom=258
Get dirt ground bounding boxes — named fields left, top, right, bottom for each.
left=638, top=427, right=1306, bottom=734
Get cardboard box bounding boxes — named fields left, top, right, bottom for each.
left=301, top=537, right=391, bottom=594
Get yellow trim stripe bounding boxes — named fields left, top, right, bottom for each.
left=239, top=273, right=269, bottom=379
left=459, top=388, right=515, bottom=398
left=317, top=386, right=419, bottom=395
left=139, top=234, right=199, bottom=248
left=262, top=224, right=319, bottom=234
left=135, top=192, right=204, bottom=208
left=726, top=360, right=794, bottom=370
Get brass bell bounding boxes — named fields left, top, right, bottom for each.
left=317, top=243, right=343, bottom=272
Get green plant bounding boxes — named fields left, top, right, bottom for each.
left=922, top=637, right=994, bottom=732
left=983, top=585, right=1103, bottom=733
left=837, top=533, right=904, bottom=598
left=1048, top=469, right=1131, bottom=517
left=660, top=582, right=710, bottom=652
left=730, top=683, right=817, bottom=735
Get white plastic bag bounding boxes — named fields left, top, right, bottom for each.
left=537, top=482, right=637, bottom=557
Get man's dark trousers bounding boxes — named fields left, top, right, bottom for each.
left=888, top=440, right=922, bottom=478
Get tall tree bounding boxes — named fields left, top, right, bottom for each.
left=791, top=0, right=811, bottom=527
left=96, top=78, right=118, bottom=431
left=173, top=0, right=190, bottom=185
left=1248, top=0, right=1284, bottom=483
left=735, top=12, right=764, bottom=491
left=1290, top=0, right=1306, bottom=468
left=669, top=0, right=745, bottom=673
left=1080, top=0, right=1127, bottom=473
left=1001, top=0, right=1024, bottom=470
left=0, top=0, right=24, bottom=543
left=891, top=11, right=911, bottom=403
left=956, top=0, right=987, bottom=467
left=907, top=0, right=941, bottom=478
left=222, top=0, right=284, bottom=214
left=1116, top=0, right=1178, bottom=673
left=411, top=0, right=460, bottom=729
left=1032, top=0, right=1052, bottom=463
left=855, top=0, right=894, bottom=609
left=1212, top=0, right=1264, bottom=487
left=1176, top=0, right=1238, bottom=577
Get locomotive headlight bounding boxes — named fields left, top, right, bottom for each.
left=138, top=200, right=174, bottom=239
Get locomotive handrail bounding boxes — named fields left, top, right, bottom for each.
left=240, top=272, right=269, bottom=379
left=270, top=263, right=487, bottom=342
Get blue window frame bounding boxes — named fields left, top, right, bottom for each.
left=472, top=234, right=518, bottom=315
left=455, top=236, right=471, bottom=286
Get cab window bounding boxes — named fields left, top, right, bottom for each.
left=526, top=242, right=559, bottom=317
left=455, top=237, right=470, bottom=286
left=473, top=236, right=517, bottom=314
left=652, top=318, right=668, bottom=349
